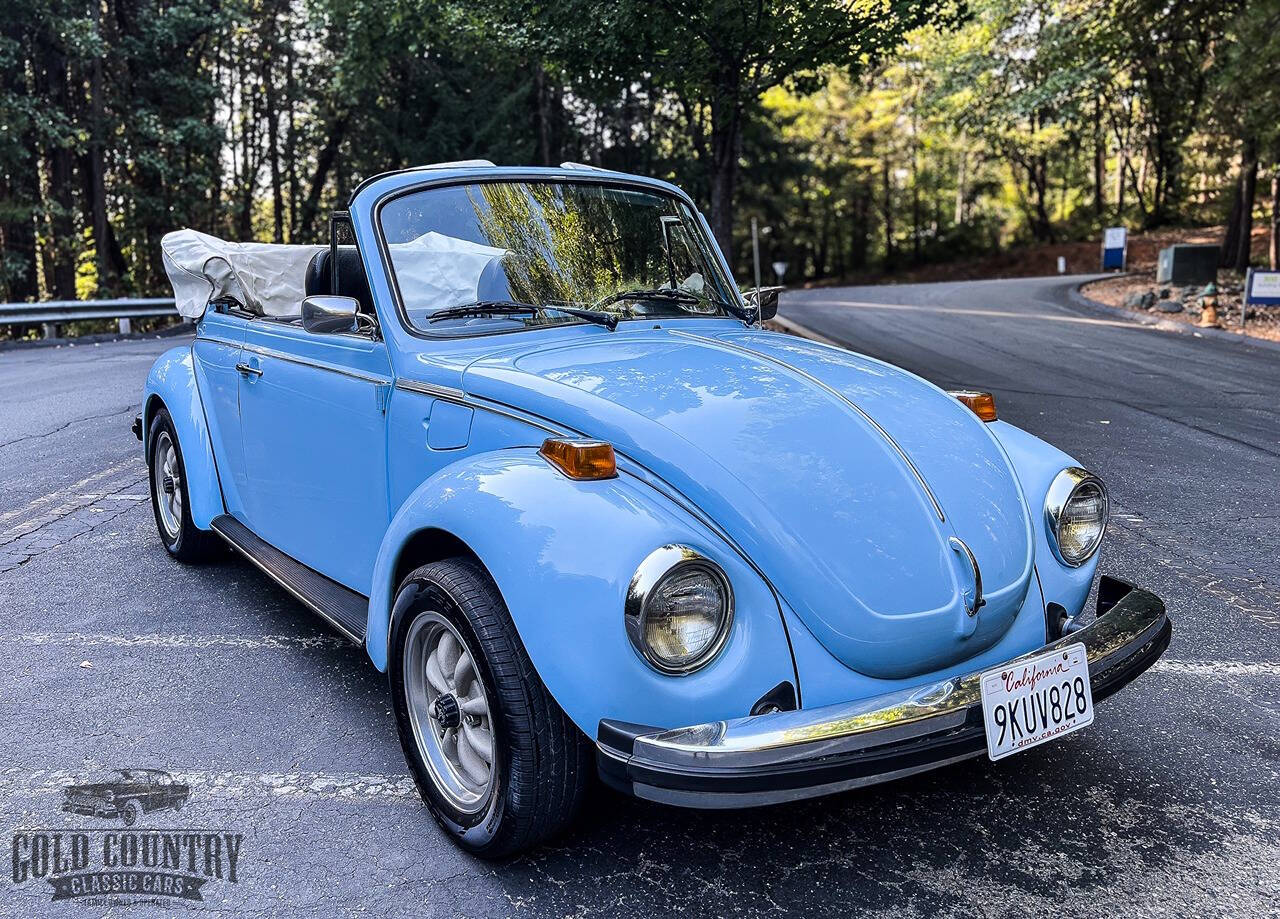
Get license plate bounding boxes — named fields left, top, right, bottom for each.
left=979, top=643, right=1093, bottom=761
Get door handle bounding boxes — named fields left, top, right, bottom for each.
left=235, top=361, right=263, bottom=377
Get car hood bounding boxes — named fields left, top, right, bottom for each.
left=461, top=325, right=1035, bottom=679
left=63, top=783, right=117, bottom=797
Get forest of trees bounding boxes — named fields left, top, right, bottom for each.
left=3, top=0, right=1278, bottom=306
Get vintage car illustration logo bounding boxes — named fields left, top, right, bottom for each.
left=61, top=768, right=190, bottom=826
left=10, top=768, right=244, bottom=905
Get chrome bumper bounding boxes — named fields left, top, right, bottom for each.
left=597, top=576, right=1170, bottom=808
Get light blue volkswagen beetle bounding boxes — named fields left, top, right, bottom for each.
left=138, top=162, right=1170, bottom=856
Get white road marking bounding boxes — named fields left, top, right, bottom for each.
left=1154, top=659, right=1280, bottom=678
left=795, top=298, right=1162, bottom=330
left=0, top=459, right=142, bottom=526
left=768, top=314, right=845, bottom=347
left=9, top=634, right=1278, bottom=679
left=0, top=768, right=416, bottom=803
left=13, top=632, right=349, bottom=650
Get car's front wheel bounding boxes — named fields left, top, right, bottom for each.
left=121, top=799, right=142, bottom=826
left=147, top=408, right=220, bottom=562
left=389, top=558, right=589, bottom=858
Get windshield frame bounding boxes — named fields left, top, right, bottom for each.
left=370, top=175, right=745, bottom=340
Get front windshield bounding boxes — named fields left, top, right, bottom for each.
left=378, top=180, right=738, bottom=333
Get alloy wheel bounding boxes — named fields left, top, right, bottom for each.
left=403, top=612, right=496, bottom=814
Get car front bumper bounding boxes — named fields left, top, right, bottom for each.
left=596, top=576, right=1170, bottom=808
left=62, top=801, right=118, bottom=817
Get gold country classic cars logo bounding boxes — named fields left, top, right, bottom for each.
left=11, top=768, right=244, bottom=905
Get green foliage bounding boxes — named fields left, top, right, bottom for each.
left=0, top=0, right=1274, bottom=315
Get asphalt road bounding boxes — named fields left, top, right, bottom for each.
left=1, top=277, right=1277, bottom=917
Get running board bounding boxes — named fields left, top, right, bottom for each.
left=211, top=515, right=367, bottom=644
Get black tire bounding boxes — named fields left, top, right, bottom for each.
left=147, top=408, right=221, bottom=562
left=389, top=558, right=590, bottom=858
left=121, top=799, right=142, bottom=827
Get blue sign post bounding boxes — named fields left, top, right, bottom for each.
left=1101, top=227, right=1127, bottom=270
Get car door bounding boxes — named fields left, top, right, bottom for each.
left=235, top=319, right=392, bottom=595
left=191, top=307, right=251, bottom=517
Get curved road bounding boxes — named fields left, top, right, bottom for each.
left=0, top=277, right=1276, bottom=916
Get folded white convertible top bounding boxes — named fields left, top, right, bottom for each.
left=160, top=229, right=323, bottom=319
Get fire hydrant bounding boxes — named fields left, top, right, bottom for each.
left=1198, top=283, right=1219, bottom=327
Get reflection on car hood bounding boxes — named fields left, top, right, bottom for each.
left=462, top=325, right=1035, bottom=679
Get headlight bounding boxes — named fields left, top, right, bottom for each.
left=625, top=546, right=733, bottom=674
left=1045, top=467, right=1108, bottom=566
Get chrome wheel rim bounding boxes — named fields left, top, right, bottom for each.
left=153, top=431, right=182, bottom=539
left=404, top=611, right=495, bottom=814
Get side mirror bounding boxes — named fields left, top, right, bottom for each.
left=745, top=286, right=783, bottom=322
left=302, top=295, right=360, bottom=335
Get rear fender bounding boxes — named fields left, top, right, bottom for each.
left=366, top=448, right=796, bottom=736
left=143, top=346, right=224, bottom=529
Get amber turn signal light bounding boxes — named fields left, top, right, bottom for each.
left=539, top=438, right=618, bottom=480
left=948, top=390, right=998, bottom=422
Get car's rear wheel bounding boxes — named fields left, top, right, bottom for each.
left=389, top=558, right=590, bottom=858
left=147, top=408, right=220, bottom=562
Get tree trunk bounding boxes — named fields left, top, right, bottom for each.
left=533, top=61, right=553, bottom=166
left=1029, top=157, right=1054, bottom=243
left=849, top=173, right=869, bottom=271
left=1113, top=145, right=1126, bottom=219
left=1221, top=179, right=1242, bottom=270
left=88, top=0, right=115, bottom=295
left=285, top=42, right=298, bottom=239
left=881, top=154, right=895, bottom=271
left=1, top=21, right=39, bottom=302
left=265, top=52, right=284, bottom=243
left=707, top=90, right=741, bottom=269
left=1270, top=169, right=1279, bottom=271
left=38, top=32, right=77, bottom=301
left=0, top=170, right=40, bottom=302
left=295, top=114, right=348, bottom=241
left=954, top=131, right=967, bottom=226
left=1093, top=98, right=1105, bottom=219
left=1233, top=136, right=1258, bottom=273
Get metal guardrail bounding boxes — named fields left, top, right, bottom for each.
left=0, top=298, right=176, bottom=337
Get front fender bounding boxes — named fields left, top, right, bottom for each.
left=143, top=345, right=224, bottom=529
left=987, top=420, right=1100, bottom=618
left=365, top=449, right=796, bottom=736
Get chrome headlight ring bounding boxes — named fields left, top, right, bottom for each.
left=625, top=545, right=734, bottom=676
left=1045, top=467, right=1109, bottom=567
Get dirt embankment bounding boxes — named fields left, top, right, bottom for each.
left=1079, top=226, right=1279, bottom=343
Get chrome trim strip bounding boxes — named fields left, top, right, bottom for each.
left=949, top=536, right=984, bottom=616
left=670, top=330, right=946, bottom=522
left=195, top=335, right=243, bottom=350
left=393, top=380, right=565, bottom=435
left=241, top=343, right=391, bottom=385
left=394, top=379, right=467, bottom=400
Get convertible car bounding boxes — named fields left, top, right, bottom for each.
left=139, top=161, right=1170, bottom=857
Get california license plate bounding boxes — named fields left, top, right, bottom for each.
left=979, top=643, right=1093, bottom=761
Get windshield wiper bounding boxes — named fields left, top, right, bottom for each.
left=593, top=287, right=699, bottom=310
left=594, top=287, right=754, bottom=323
left=428, top=301, right=540, bottom=322
left=428, top=299, right=617, bottom=331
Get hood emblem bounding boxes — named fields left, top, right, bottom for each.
left=949, top=537, right=985, bottom=617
